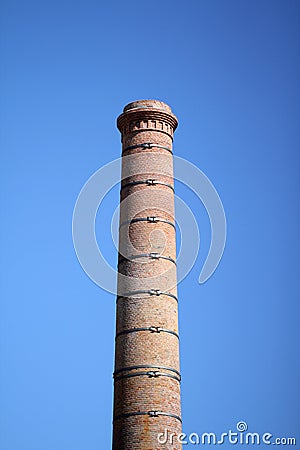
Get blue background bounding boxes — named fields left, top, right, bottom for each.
left=1, top=0, right=299, bottom=448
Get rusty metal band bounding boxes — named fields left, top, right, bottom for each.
left=117, top=290, right=178, bottom=303
left=122, top=142, right=172, bottom=154
left=114, top=364, right=181, bottom=378
left=119, top=217, right=176, bottom=230
left=114, top=370, right=181, bottom=382
left=114, top=411, right=182, bottom=423
left=119, top=253, right=176, bottom=266
left=116, top=327, right=179, bottom=339
left=121, top=179, right=174, bottom=192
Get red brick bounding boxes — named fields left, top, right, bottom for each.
left=113, top=100, right=182, bottom=450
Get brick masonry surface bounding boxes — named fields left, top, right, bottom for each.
left=112, top=100, right=182, bottom=450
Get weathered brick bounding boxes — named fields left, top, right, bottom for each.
left=113, top=100, right=182, bottom=450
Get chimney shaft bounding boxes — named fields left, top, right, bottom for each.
left=112, top=100, right=182, bottom=449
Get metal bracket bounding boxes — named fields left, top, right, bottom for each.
left=149, top=252, right=160, bottom=259
left=147, top=371, right=161, bottom=377
left=149, top=289, right=161, bottom=295
left=146, top=178, right=155, bottom=185
left=147, top=216, right=158, bottom=223
left=149, top=326, right=162, bottom=333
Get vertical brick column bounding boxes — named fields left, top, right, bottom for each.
left=112, top=100, right=181, bottom=449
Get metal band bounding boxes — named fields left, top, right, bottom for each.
left=114, top=411, right=182, bottom=423
left=114, top=370, right=180, bottom=382
left=119, top=253, right=176, bottom=266
left=114, top=364, right=181, bottom=378
left=116, top=326, right=179, bottom=339
left=117, top=290, right=178, bottom=303
left=122, top=142, right=172, bottom=155
left=119, top=217, right=176, bottom=230
left=121, top=179, right=174, bottom=192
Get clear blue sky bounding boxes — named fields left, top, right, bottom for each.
left=1, top=0, right=299, bottom=448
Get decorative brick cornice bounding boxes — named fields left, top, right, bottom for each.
left=117, top=100, right=178, bottom=139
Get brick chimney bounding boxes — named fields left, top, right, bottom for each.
left=112, top=100, right=182, bottom=449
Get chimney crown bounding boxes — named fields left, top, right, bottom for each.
left=117, top=99, right=178, bottom=138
